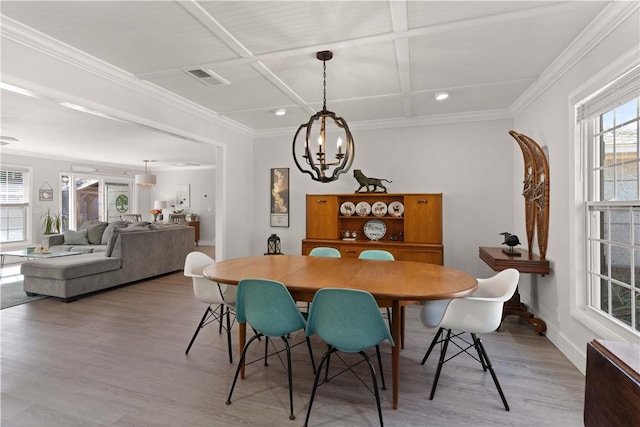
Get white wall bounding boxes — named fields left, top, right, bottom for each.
left=150, top=166, right=217, bottom=246
left=253, top=118, right=516, bottom=277
left=512, top=10, right=640, bottom=372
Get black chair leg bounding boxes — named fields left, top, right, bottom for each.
left=375, top=345, right=386, bottom=390
left=306, top=337, right=316, bottom=374
left=324, top=344, right=332, bottom=381
left=421, top=327, right=444, bottom=365
left=218, top=304, right=224, bottom=333
left=185, top=306, right=213, bottom=354
left=264, top=336, right=269, bottom=366
left=475, top=335, right=510, bottom=411
left=281, top=336, right=295, bottom=420
left=226, top=334, right=262, bottom=405
left=429, top=329, right=451, bottom=400
left=471, top=333, right=487, bottom=371
left=225, top=307, right=233, bottom=364
left=304, top=348, right=335, bottom=427
left=360, top=350, right=384, bottom=427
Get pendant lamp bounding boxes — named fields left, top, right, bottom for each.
left=135, top=160, right=156, bottom=189
left=292, top=51, right=355, bottom=183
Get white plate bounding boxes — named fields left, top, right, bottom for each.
left=356, top=201, right=371, bottom=217
left=340, top=201, right=356, bottom=216
left=371, top=201, right=387, bottom=217
left=363, top=219, right=386, bottom=241
left=388, top=201, right=404, bottom=217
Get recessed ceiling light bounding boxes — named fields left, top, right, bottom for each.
left=435, top=92, right=450, bottom=101
left=274, top=108, right=286, bottom=116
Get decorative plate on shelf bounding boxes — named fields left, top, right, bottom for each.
left=388, top=201, right=404, bottom=217
left=363, top=219, right=386, bottom=241
left=340, top=201, right=356, bottom=216
left=371, top=201, right=387, bottom=217
left=356, top=201, right=371, bottom=217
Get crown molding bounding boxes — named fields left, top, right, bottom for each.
left=510, top=1, right=639, bottom=117
left=1, top=17, right=254, bottom=138
left=254, top=109, right=512, bottom=139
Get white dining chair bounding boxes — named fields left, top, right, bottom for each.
left=419, top=268, right=519, bottom=411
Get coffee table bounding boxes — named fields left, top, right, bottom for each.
left=0, top=249, right=82, bottom=269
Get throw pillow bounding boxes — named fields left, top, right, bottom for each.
left=82, top=221, right=108, bottom=244
left=101, top=220, right=129, bottom=245
left=64, top=229, right=89, bottom=245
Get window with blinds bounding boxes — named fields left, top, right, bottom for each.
left=0, top=169, right=28, bottom=243
left=576, top=65, right=640, bottom=335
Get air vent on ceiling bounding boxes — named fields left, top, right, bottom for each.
left=185, top=68, right=230, bottom=87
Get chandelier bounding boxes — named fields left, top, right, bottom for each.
left=135, top=160, right=156, bottom=189
left=292, top=51, right=355, bottom=183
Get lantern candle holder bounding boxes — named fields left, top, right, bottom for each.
left=266, top=234, right=282, bottom=255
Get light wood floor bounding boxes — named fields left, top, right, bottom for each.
left=1, top=248, right=585, bottom=426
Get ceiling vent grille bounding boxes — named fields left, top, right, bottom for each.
left=185, top=68, right=230, bottom=87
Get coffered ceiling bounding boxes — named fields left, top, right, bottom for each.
left=0, top=1, right=622, bottom=169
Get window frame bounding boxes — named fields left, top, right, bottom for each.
left=570, top=52, right=640, bottom=342
left=0, top=165, right=31, bottom=246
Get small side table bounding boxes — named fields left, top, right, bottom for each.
left=186, top=220, right=200, bottom=246
left=479, top=246, right=550, bottom=335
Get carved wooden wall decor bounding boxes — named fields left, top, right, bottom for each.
left=509, top=131, right=550, bottom=260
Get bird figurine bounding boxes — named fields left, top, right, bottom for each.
left=500, top=232, right=521, bottom=256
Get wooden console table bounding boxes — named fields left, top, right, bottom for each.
left=186, top=220, right=200, bottom=245
left=479, top=246, right=550, bottom=335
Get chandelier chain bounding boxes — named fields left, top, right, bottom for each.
left=322, top=59, right=327, bottom=111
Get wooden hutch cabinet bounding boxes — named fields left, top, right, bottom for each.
left=302, top=193, right=443, bottom=264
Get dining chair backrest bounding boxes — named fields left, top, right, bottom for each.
left=306, top=288, right=394, bottom=352
left=121, top=214, right=142, bottom=223
left=423, top=268, right=519, bottom=334
left=236, top=278, right=307, bottom=337
left=184, top=251, right=237, bottom=305
left=309, top=247, right=341, bottom=258
left=358, top=249, right=395, bottom=261
left=170, top=213, right=186, bottom=224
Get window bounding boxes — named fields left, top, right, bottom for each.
left=578, top=66, right=640, bottom=335
left=0, top=168, right=29, bottom=243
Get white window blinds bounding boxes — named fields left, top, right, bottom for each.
left=0, top=169, right=26, bottom=203
left=576, top=65, right=640, bottom=122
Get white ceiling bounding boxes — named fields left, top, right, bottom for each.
left=0, top=1, right=614, bottom=170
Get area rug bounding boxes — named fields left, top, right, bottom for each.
left=1, top=280, right=48, bottom=309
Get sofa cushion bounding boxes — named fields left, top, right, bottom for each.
left=21, top=252, right=121, bottom=280
left=64, top=229, right=89, bottom=245
left=101, top=220, right=129, bottom=245
left=80, top=221, right=109, bottom=244
left=128, top=221, right=151, bottom=228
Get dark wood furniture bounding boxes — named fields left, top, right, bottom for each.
left=203, top=255, right=477, bottom=409
left=302, top=193, right=443, bottom=265
left=479, top=246, right=550, bottom=335
left=584, top=339, right=640, bottom=426
left=186, top=220, right=200, bottom=245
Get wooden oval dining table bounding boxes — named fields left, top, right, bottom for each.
left=203, top=254, right=477, bottom=409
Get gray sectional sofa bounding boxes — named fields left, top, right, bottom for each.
left=21, top=222, right=194, bottom=302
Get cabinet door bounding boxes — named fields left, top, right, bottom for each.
left=306, top=195, right=339, bottom=239
left=404, top=194, right=442, bottom=244
left=398, top=248, right=443, bottom=265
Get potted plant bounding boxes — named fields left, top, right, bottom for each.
left=41, top=208, right=64, bottom=234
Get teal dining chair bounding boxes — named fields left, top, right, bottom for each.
left=304, top=288, right=394, bottom=427
left=225, top=278, right=316, bottom=420
left=358, top=249, right=396, bottom=331
left=309, top=246, right=341, bottom=257
left=358, top=249, right=394, bottom=261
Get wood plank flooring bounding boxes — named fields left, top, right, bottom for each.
left=1, top=248, right=585, bottom=426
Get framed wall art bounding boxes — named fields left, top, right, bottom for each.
left=270, top=168, right=289, bottom=227
left=39, top=181, right=53, bottom=201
